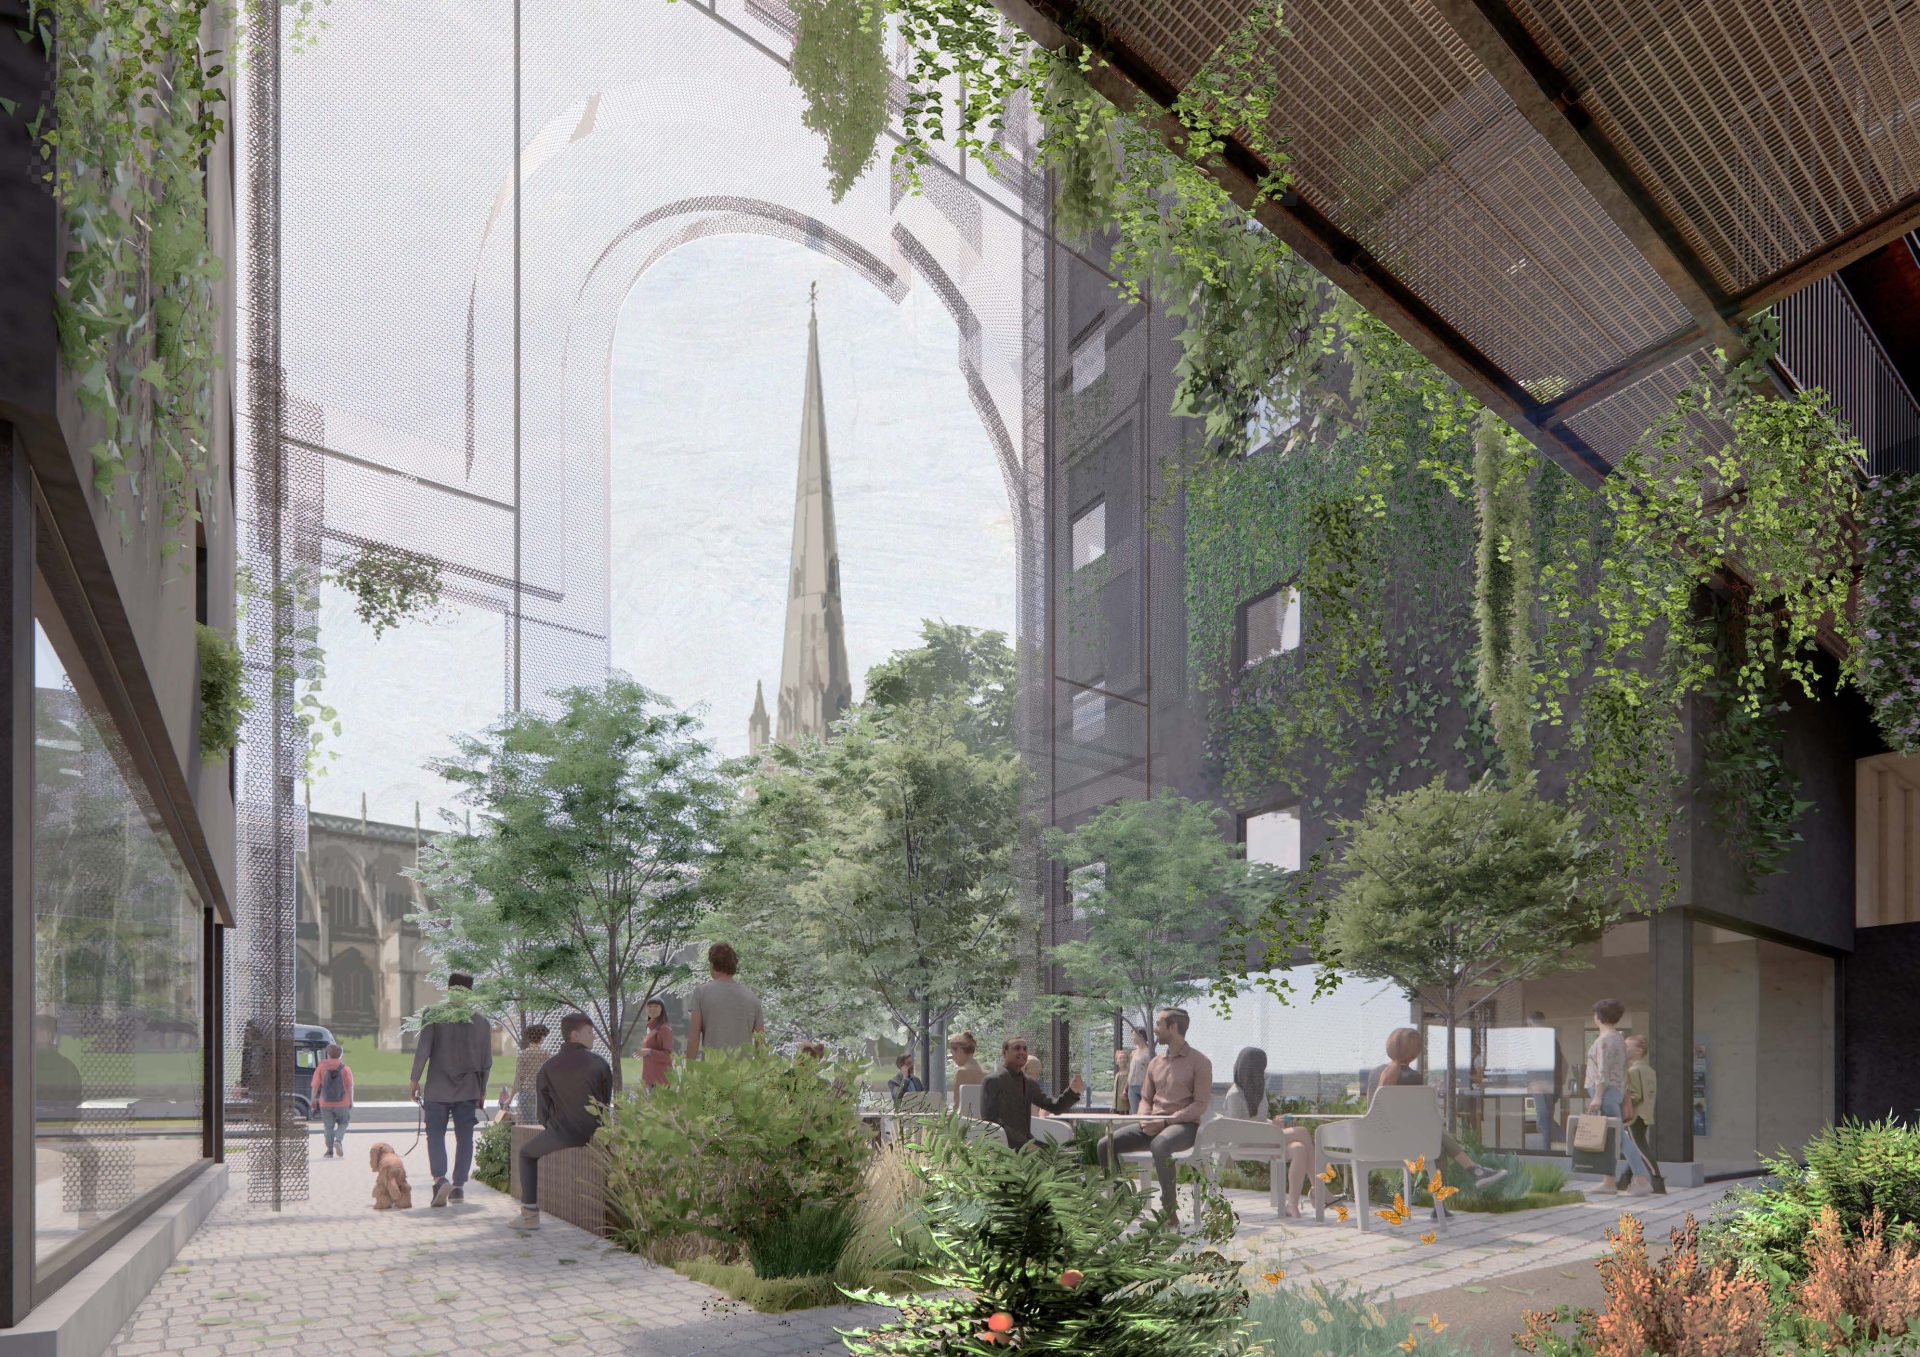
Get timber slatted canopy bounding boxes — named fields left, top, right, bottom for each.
left=996, top=0, right=1920, bottom=484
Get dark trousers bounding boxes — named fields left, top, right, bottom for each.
left=424, top=1099, right=478, bottom=1185
left=1099, top=1123, right=1198, bottom=1215
left=1628, top=1117, right=1662, bottom=1184
left=518, top=1127, right=587, bottom=1206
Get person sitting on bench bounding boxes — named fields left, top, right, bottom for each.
left=514, top=1013, right=612, bottom=1231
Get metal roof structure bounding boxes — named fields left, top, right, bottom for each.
left=996, top=0, right=1920, bottom=483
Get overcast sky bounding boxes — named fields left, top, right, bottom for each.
left=309, top=234, right=1017, bottom=827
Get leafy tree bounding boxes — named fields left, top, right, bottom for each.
left=864, top=621, right=1018, bottom=755
left=427, top=676, right=730, bottom=1091
left=1321, top=775, right=1613, bottom=1127
left=410, top=839, right=558, bottom=1043
left=1040, top=791, right=1278, bottom=1047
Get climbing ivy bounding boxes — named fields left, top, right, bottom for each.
left=1473, top=411, right=1534, bottom=781
left=1857, top=473, right=1920, bottom=754
left=789, top=0, right=891, bottom=202
left=21, top=0, right=228, bottom=543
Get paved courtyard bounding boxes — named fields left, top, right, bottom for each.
left=1217, top=1177, right=1739, bottom=1302
left=104, top=1128, right=887, bottom=1357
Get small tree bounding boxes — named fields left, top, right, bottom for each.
left=1040, top=790, right=1278, bottom=1048
left=429, top=676, right=729, bottom=1091
left=1323, top=774, right=1613, bottom=1127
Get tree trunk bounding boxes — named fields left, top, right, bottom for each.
left=1444, top=999, right=1458, bottom=1135
left=607, top=991, right=624, bottom=1094
left=933, top=1013, right=948, bottom=1097
left=918, top=997, right=931, bottom=1097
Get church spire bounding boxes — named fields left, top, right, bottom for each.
left=748, top=680, right=771, bottom=756
left=776, top=291, right=853, bottom=744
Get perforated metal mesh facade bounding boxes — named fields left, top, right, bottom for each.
left=228, top=0, right=1060, bottom=1199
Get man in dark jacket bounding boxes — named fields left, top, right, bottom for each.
left=980, top=1036, right=1084, bottom=1149
left=409, top=973, right=494, bottom=1207
left=514, top=1012, right=614, bottom=1231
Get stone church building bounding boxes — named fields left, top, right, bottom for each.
left=294, top=803, right=444, bottom=1050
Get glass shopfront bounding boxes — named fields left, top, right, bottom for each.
left=32, top=599, right=209, bottom=1281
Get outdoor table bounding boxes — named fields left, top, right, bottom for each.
left=1047, top=1109, right=1147, bottom=1167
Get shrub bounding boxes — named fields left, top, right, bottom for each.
left=840, top=1126, right=1248, bottom=1355
left=1518, top=1213, right=1768, bottom=1357
left=195, top=623, right=249, bottom=758
left=1528, top=1160, right=1571, bottom=1194
left=473, top=1116, right=512, bottom=1193
left=1789, top=1207, right=1920, bottom=1351
left=749, top=1202, right=857, bottom=1280
left=1707, top=1120, right=1920, bottom=1288
left=1243, top=1275, right=1476, bottom=1356
left=837, top=1139, right=932, bottom=1283
left=599, top=1045, right=868, bottom=1262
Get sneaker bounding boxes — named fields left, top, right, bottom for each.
left=1469, top=1165, right=1508, bottom=1190
left=1617, top=1168, right=1634, bottom=1191
left=431, top=1178, right=452, bottom=1208
left=322, top=1147, right=333, bottom=1159
left=512, top=1208, right=541, bottom=1232
left=1650, top=1180, right=1668, bottom=1196
left=449, top=1186, right=465, bottom=1203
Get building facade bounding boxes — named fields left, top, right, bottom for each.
left=293, top=809, right=444, bottom=1052
left=1039, top=220, right=1920, bottom=1179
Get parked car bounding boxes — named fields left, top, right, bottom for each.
left=226, top=1021, right=335, bottom=1123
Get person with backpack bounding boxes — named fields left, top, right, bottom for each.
left=310, top=1043, right=355, bottom=1158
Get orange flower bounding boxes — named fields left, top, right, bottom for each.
left=1420, top=1231, right=1437, bottom=1245
left=986, top=1312, right=1013, bottom=1334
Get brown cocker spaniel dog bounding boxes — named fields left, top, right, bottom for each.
left=368, top=1141, right=412, bottom=1210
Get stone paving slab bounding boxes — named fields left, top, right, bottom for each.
left=103, top=1127, right=888, bottom=1357
left=1218, top=1178, right=1738, bottom=1303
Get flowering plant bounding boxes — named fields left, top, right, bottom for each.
left=1858, top=476, right=1920, bottom=755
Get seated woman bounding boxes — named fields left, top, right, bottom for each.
left=948, top=1030, right=985, bottom=1111
left=1368, top=1027, right=1507, bottom=1190
left=1225, top=1047, right=1314, bottom=1217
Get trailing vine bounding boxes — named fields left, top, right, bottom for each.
left=1858, top=473, right=1920, bottom=753
left=330, top=543, right=446, bottom=639
left=20, top=0, right=228, bottom=543
left=1472, top=409, right=1535, bottom=781
left=195, top=622, right=249, bottom=759
left=789, top=0, right=891, bottom=203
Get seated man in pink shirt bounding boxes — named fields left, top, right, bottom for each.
left=1098, top=1008, right=1212, bottom=1226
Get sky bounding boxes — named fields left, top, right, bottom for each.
left=309, top=234, right=1017, bottom=827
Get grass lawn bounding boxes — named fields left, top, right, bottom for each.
left=334, top=1036, right=645, bottom=1098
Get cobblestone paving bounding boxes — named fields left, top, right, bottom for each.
left=104, top=1128, right=887, bottom=1357
left=1219, top=1178, right=1738, bottom=1302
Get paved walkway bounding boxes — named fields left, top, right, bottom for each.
left=105, top=1128, right=886, bottom=1357
left=1218, top=1178, right=1738, bottom=1303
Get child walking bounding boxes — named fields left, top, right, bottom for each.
left=310, top=1043, right=355, bottom=1159
left=1621, top=1033, right=1666, bottom=1195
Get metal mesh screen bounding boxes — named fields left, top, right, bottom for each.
left=230, top=0, right=1058, bottom=1198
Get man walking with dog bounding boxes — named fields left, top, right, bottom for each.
left=515, top=1013, right=613, bottom=1231
left=409, top=972, right=493, bottom=1208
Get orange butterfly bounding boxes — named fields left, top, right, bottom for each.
left=1419, top=1230, right=1437, bottom=1245
left=1428, top=1173, right=1459, bottom=1203
left=1428, top=1314, right=1449, bottom=1333
left=1317, top=1164, right=1339, bottom=1184
left=1375, top=1192, right=1410, bottom=1226
left=1397, top=1335, right=1418, bottom=1353
left=1261, top=1270, right=1285, bottom=1284
left=1404, top=1155, right=1427, bottom=1175
left=1333, top=1205, right=1350, bottom=1223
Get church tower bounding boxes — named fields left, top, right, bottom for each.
left=747, top=680, right=771, bottom=756
left=772, top=289, right=853, bottom=743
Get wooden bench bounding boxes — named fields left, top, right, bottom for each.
left=508, top=1123, right=612, bottom=1236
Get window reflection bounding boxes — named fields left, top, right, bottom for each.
left=33, top=607, right=207, bottom=1275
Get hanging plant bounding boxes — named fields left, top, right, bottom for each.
left=329, top=543, right=445, bottom=639
left=1697, top=605, right=1813, bottom=890
left=790, top=0, right=891, bottom=203
left=1472, top=409, right=1535, bottom=781
left=20, top=0, right=227, bottom=544
left=1858, top=473, right=1920, bottom=754
left=195, top=622, right=250, bottom=759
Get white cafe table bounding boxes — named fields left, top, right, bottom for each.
left=1046, top=1109, right=1147, bottom=1164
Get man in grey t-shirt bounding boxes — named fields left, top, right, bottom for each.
left=684, top=942, right=764, bottom=1059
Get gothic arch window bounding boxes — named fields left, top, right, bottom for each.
left=331, top=949, right=375, bottom=1030
left=319, top=857, right=369, bottom=932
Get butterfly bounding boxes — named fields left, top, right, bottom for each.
left=1376, top=1192, right=1410, bottom=1226
left=1428, top=1314, right=1448, bottom=1333
left=1261, top=1270, right=1285, bottom=1284
left=1333, top=1205, right=1350, bottom=1223
left=1398, top=1335, right=1418, bottom=1352
left=1420, top=1230, right=1437, bottom=1245
left=1404, top=1155, right=1427, bottom=1175
left=1428, top=1173, right=1459, bottom=1203
left=1317, top=1164, right=1339, bottom=1184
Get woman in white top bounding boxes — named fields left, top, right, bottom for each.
left=1228, top=1048, right=1315, bottom=1217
